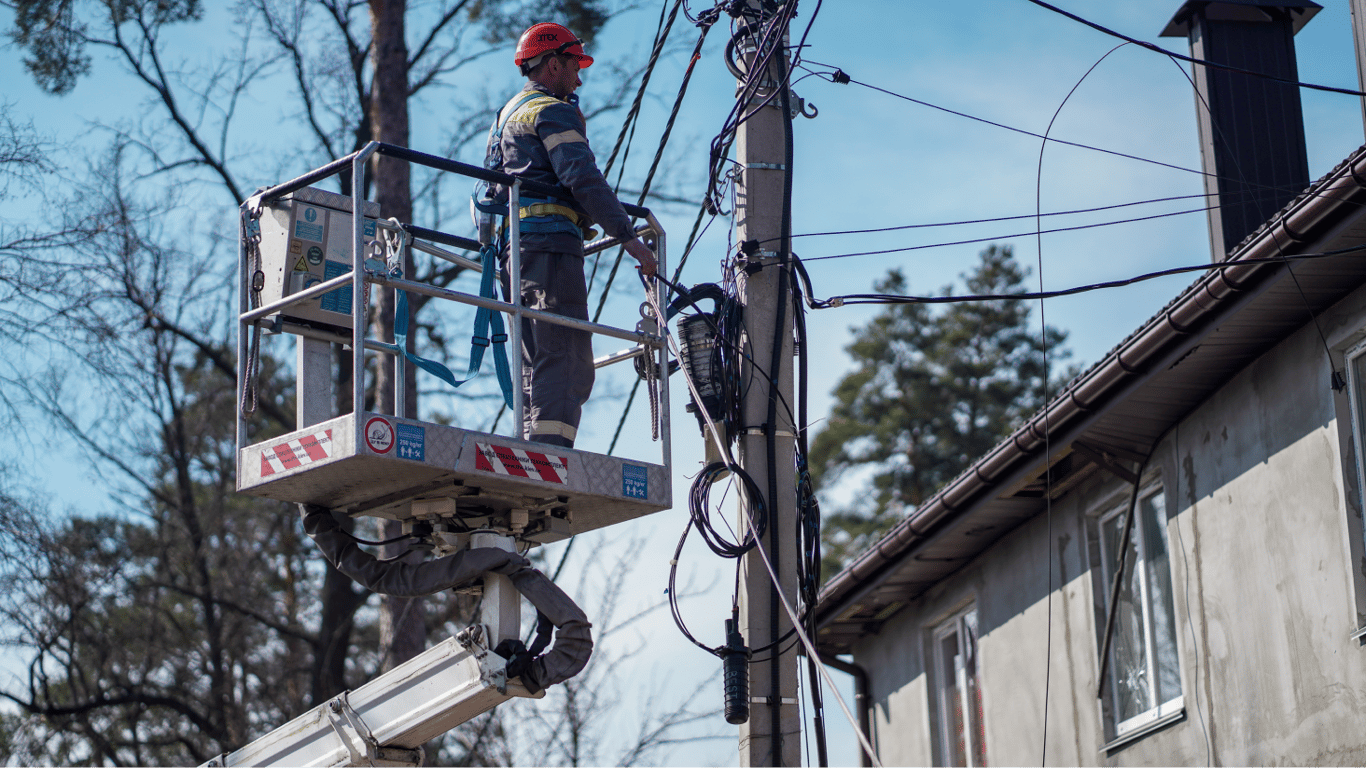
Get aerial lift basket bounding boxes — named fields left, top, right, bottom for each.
left=235, top=142, right=672, bottom=545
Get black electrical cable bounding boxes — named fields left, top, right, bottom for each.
left=668, top=462, right=774, bottom=652
left=764, top=190, right=1261, bottom=241
left=592, top=13, right=720, bottom=324
left=797, top=202, right=1228, bottom=261
left=796, top=61, right=1366, bottom=207
left=601, top=0, right=679, bottom=181
left=805, top=243, right=1366, bottom=308
left=690, top=462, right=770, bottom=557
left=1023, top=0, right=1366, bottom=98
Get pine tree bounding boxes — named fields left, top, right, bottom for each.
left=810, top=245, right=1072, bottom=575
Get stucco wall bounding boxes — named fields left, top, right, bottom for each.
left=852, top=284, right=1366, bottom=765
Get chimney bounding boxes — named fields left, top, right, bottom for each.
left=1161, top=0, right=1321, bottom=260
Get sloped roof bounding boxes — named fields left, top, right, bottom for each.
left=815, top=143, right=1366, bottom=655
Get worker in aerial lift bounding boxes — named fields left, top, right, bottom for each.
left=480, top=21, right=657, bottom=449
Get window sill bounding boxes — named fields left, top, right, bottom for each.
left=1102, top=705, right=1186, bottom=753
left=1350, top=625, right=1366, bottom=642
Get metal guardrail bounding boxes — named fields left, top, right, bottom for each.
left=236, top=141, right=670, bottom=474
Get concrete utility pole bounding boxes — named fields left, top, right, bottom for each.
left=733, top=3, right=800, bottom=765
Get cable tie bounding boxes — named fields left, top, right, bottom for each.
left=750, top=697, right=799, bottom=705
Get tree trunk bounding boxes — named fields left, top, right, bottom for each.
left=369, top=0, right=425, bottom=672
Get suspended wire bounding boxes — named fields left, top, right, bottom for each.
left=601, top=0, right=678, bottom=182
left=767, top=191, right=1230, bottom=241
left=1032, top=39, right=1132, bottom=763
left=804, top=243, right=1366, bottom=308
left=592, top=14, right=721, bottom=324
left=799, top=204, right=1214, bottom=261
left=703, top=0, right=803, bottom=209
left=1023, top=0, right=1366, bottom=98
left=589, top=0, right=683, bottom=293
left=797, top=61, right=1366, bottom=218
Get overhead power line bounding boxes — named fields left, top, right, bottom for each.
left=1023, top=0, right=1366, bottom=98
left=804, top=243, right=1366, bottom=308
left=800, top=202, right=1218, bottom=261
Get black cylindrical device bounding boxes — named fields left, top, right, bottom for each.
left=722, top=617, right=750, bottom=724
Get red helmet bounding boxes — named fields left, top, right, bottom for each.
left=514, top=22, right=594, bottom=70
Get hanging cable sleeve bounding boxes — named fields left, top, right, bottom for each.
left=301, top=505, right=529, bottom=596
left=301, top=504, right=592, bottom=691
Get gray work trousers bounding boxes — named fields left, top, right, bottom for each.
left=500, top=248, right=594, bottom=448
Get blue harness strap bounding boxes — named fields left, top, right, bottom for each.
left=374, top=244, right=515, bottom=409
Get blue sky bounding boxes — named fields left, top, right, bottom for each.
left=6, top=0, right=1366, bottom=764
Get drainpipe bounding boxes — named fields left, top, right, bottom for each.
left=820, top=654, right=874, bottom=767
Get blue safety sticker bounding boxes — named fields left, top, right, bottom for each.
left=622, top=464, right=648, bottom=499
left=363, top=219, right=376, bottom=237
left=319, top=260, right=352, bottom=314
left=294, top=207, right=325, bottom=242
left=395, top=423, right=425, bottom=461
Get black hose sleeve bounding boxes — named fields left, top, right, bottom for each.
left=299, top=504, right=529, bottom=596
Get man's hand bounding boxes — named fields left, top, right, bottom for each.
left=625, top=238, right=657, bottom=278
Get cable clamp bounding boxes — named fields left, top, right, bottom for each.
left=750, top=696, right=799, bottom=705
left=738, top=249, right=785, bottom=274
left=742, top=426, right=795, bottom=439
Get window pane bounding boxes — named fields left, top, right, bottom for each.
left=962, top=611, right=987, bottom=767
left=1103, top=511, right=1151, bottom=722
left=1140, top=490, right=1181, bottom=707
left=940, top=632, right=967, bottom=767
left=1351, top=350, right=1366, bottom=521
left=1351, top=350, right=1366, bottom=437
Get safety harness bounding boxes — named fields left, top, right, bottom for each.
left=472, top=90, right=597, bottom=242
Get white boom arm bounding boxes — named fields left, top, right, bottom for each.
left=203, top=625, right=541, bottom=767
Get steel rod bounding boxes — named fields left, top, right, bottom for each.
left=240, top=272, right=358, bottom=324
left=375, top=275, right=661, bottom=346
left=508, top=180, right=524, bottom=437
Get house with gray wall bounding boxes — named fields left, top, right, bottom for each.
left=814, top=2, right=1366, bottom=764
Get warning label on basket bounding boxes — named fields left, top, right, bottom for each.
left=474, top=442, right=568, bottom=484
left=260, top=429, right=333, bottom=477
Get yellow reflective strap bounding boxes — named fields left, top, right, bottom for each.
left=519, top=203, right=585, bottom=226
left=505, top=95, right=564, bottom=125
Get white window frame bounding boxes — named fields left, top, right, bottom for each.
left=1094, top=481, right=1184, bottom=743
left=1344, top=340, right=1366, bottom=550
left=931, top=605, right=986, bottom=767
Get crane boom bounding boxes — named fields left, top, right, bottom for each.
left=203, top=626, right=540, bottom=767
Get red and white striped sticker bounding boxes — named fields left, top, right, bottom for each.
left=260, top=429, right=334, bottom=477
left=474, top=442, right=569, bottom=485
